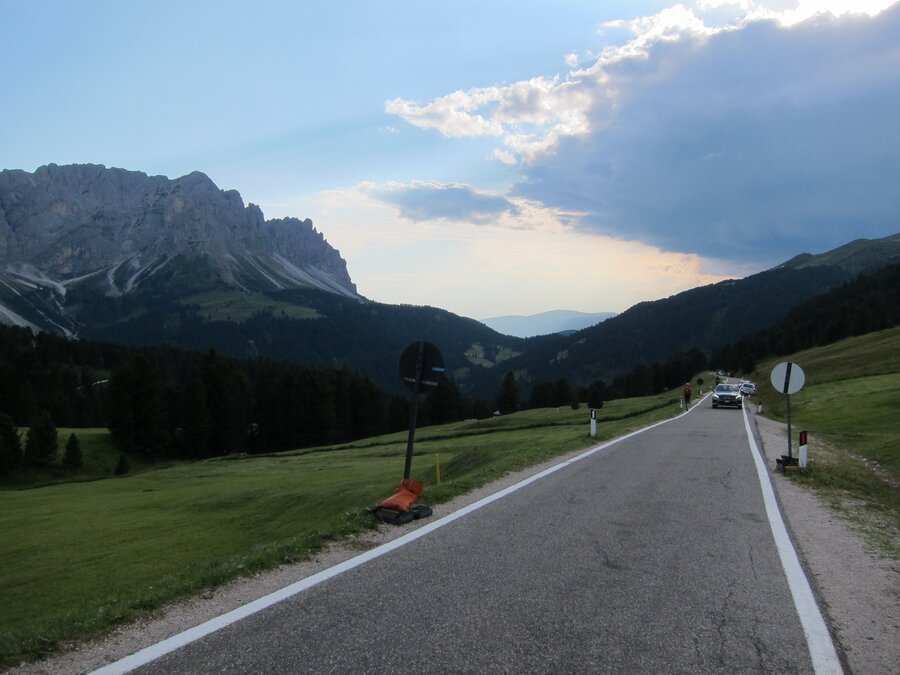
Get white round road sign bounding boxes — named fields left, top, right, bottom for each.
left=770, top=362, right=806, bottom=395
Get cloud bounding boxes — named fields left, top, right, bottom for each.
left=367, top=181, right=521, bottom=224
left=492, top=149, right=518, bottom=165
left=519, top=4, right=900, bottom=261
left=387, top=1, right=900, bottom=264
left=384, top=90, right=504, bottom=139
left=298, top=184, right=732, bottom=318
left=386, top=76, right=593, bottom=162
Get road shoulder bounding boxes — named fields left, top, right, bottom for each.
left=749, top=410, right=899, bottom=675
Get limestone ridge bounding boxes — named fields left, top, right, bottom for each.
left=0, top=164, right=359, bottom=333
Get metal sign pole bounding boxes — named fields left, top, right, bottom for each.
left=786, top=393, right=792, bottom=461
left=403, top=341, right=424, bottom=480
left=771, top=361, right=806, bottom=471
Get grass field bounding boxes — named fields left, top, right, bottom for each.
left=0, top=428, right=157, bottom=489
left=183, top=290, right=320, bottom=322
left=749, top=326, right=900, bottom=549
left=0, top=394, right=679, bottom=667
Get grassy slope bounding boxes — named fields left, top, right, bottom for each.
left=0, top=394, right=678, bottom=666
left=182, top=290, right=320, bottom=322
left=749, top=326, right=900, bottom=545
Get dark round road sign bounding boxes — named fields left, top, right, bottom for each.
left=399, top=341, right=445, bottom=392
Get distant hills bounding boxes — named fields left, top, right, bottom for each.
left=1, top=163, right=898, bottom=401
left=480, top=310, right=617, bottom=338
left=465, top=233, right=900, bottom=396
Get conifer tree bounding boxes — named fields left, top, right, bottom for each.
left=114, top=453, right=130, bottom=476
left=24, top=410, right=58, bottom=466
left=62, top=433, right=83, bottom=473
left=0, top=411, right=23, bottom=474
left=495, top=371, right=519, bottom=415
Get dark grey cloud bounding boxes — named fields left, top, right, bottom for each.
left=376, top=182, right=520, bottom=224
left=515, top=6, right=900, bottom=264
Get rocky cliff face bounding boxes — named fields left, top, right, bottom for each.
left=0, top=164, right=359, bottom=334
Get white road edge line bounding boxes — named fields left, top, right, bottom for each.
left=742, top=406, right=843, bottom=675
left=90, top=410, right=687, bottom=674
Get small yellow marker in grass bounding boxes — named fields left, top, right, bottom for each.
left=435, top=453, right=441, bottom=485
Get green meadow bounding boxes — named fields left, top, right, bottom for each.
left=183, top=289, right=320, bottom=322
left=751, top=326, right=900, bottom=544
left=0, top=394, right=679, bottom=667
left=0, top=428, right=153, bottom=489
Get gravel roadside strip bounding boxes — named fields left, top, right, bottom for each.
left=8, top=408, right=898, bottom=675
left=750, top=410, right=899, bottom=675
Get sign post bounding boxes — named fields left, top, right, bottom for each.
left=770, top=362, right=806, bottom=470
left=398, top=340, right=445, bottom=479
left=373, top=341, right=445, bottom=525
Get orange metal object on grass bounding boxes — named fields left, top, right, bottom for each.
left=377, top=478, right=424, bottom=512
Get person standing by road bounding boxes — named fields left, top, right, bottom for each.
left=682, top=382, right=692, bottom=410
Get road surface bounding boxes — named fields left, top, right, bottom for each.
left=111, top=402, right=838, bottom=674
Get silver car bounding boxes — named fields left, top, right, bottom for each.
left=712, top=383, right=743, bottom=408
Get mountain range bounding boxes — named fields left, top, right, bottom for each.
left=480, top=310, right=617, bottom=338
left=0, top=163, right=358, bottom=335
left=2, top=164, right=898, bottom=400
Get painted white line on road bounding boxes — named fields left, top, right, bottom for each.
left=742, top=407, right=843, bottom=675
left=90, top=411, right=685, bottom=674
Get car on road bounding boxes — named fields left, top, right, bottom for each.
left=739, top=382, right=757, bottom=396
left=712, top=383, right=743, bottom=408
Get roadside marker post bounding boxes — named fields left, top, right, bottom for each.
left=590, top=408, right=597, bottom=437
left=798, top=430, right=809, bottom=469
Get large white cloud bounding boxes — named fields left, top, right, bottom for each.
left=386, top=1, right=900, bottom=263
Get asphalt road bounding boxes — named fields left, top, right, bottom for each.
left=132, top=403, right=818, bottom=674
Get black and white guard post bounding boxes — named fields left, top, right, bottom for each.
left=590, top=408, right=597, bottom=438
left=770, top=361, right=806, bottom=471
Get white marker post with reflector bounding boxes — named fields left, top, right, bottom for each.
left=798, top=430, right=808, bottom=469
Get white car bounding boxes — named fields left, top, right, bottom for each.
left=739, top=382, right=757, bottom=395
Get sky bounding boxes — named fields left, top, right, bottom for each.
left=2, top=0, right=898, bottom=319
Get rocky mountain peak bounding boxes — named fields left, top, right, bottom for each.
left=0, top=164, right=360, bottom=334
left=0, top=163, right=358, bottom=297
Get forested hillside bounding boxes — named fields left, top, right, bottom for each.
left=604, top=263, right=900, bottom=398
left=0, top=325, right=479, bottom=474
left=76, top=286, right=526, bottom=398
left=475, top=265, right=853, bottom=394
left=2, top=260, right=898, bottom=478
left=712, top=263, right=900, bottom=372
